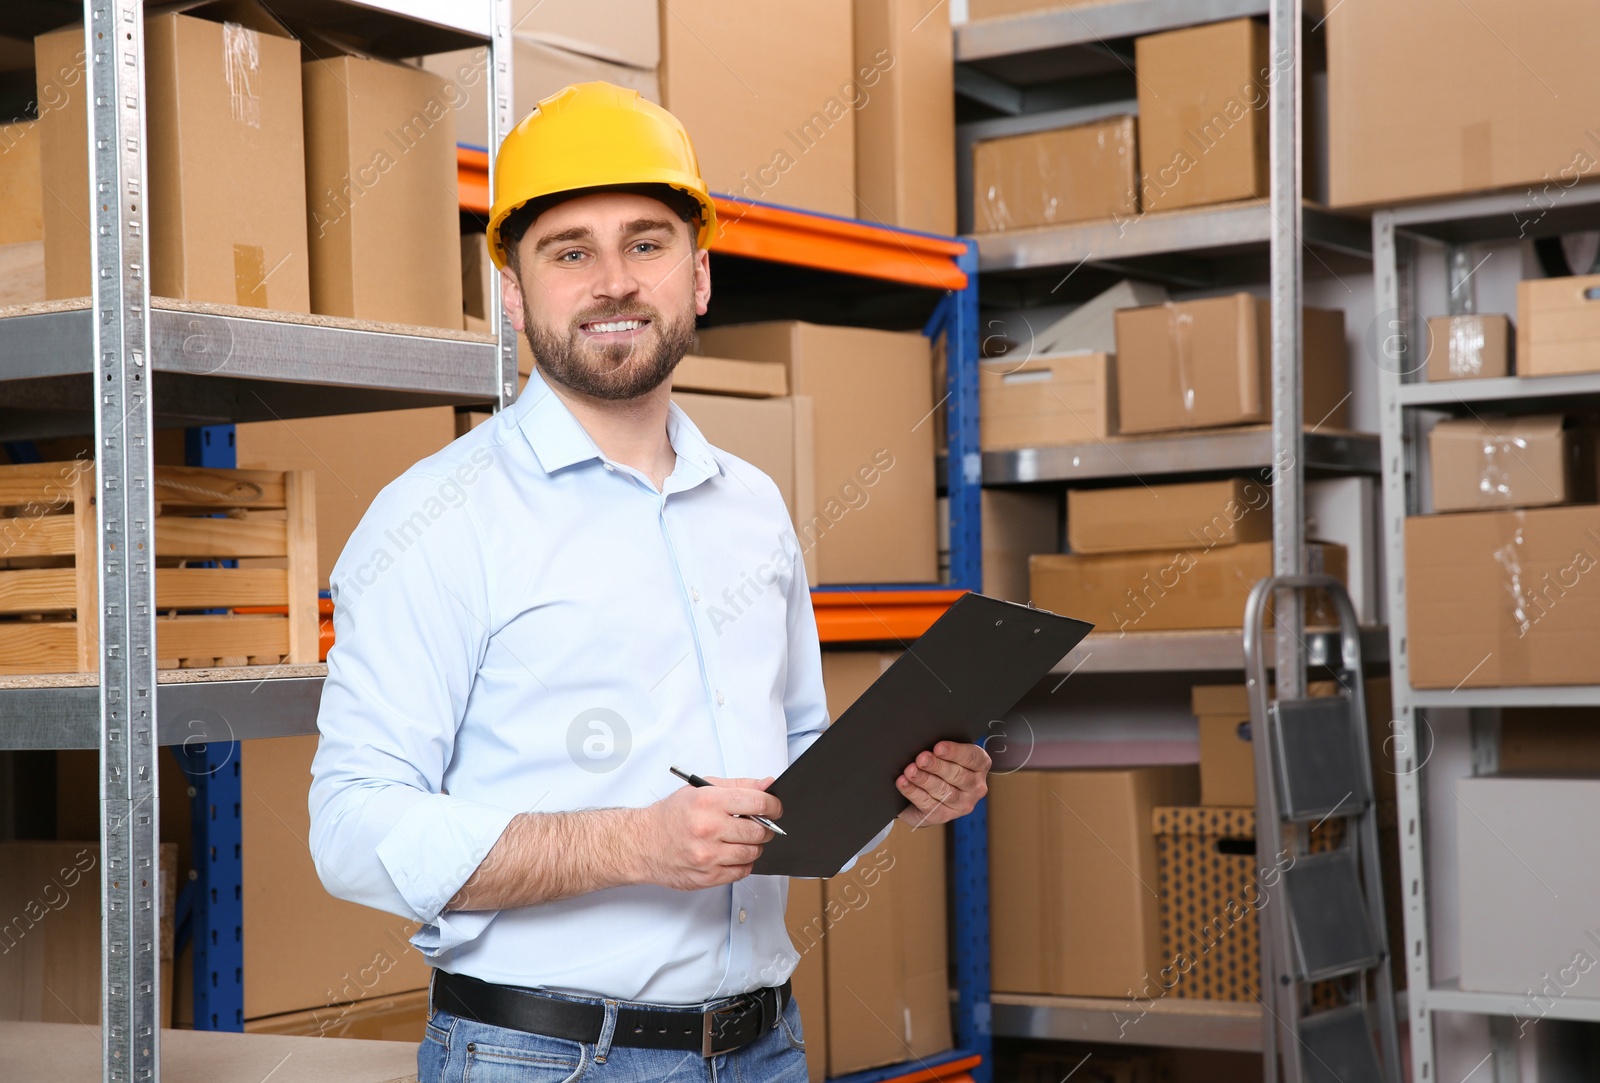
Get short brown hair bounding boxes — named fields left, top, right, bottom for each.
left=500, top=183, right=703, bottom=270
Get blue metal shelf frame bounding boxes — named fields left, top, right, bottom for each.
left=175, top=422, right=245, bottom=1032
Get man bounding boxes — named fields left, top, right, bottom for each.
left=309, top=83, right=990, bottom=1083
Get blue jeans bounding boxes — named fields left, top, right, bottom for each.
left=418, top=981, right=810, bottom=1083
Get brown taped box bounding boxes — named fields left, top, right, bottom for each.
left=979, top=352, right=1116, bottom=450
left=853, top=0, right=957, bottom=236
left=1406, top=506, right=1600, bottom=688
left=422, top=38, right=659, bottom=151
left=784, top=876, right=828, bottom=1083
left=1518, top=275, right=1600, bottom=377
left=1067, top=478, right=1272, bottom=555
left=1152, top=807, right=1342, bottom=1002
left=0, top=120, right=42, bottom=246
left=1030, top=541, right=1346, bottom=634
left=304, top=56, right=463, bottom=330
left=660, top=1, right=856, bottom=217
left=1135, top=19, right=1269, bottom=214
left=972, top=116, right=1138, bottom=233
left=670, top=391, right=818, bottom=584
left=1426, top=315, right=1513, bottom=381
left=989, top=767, right=1199, bottom=997
left=0, top=842, right=177, bottom=1028
left=1428, top=415, right=1579, bottom=512
left=672, top=355, right=789, bottom=397
left=1191, top=678, right=1396, bottom=807
left=1327, top=1, right=1600, bottom=208
left=695, top=322, right=937, bottom=585
left=244, top=988, right=429, bottom=1042
left=1114, top=296, right=1349, bottom=434
left=236, top=407, right=460, bottom=589
left=37, top=7, right=311, bottom=309
left=243, top=735, right=432, bottom=1020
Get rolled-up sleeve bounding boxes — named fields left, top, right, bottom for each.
left=778, top=533, right=896, bottom=875
left=308, top=471, right=517, bottom=956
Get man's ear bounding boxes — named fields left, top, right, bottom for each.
left=694, top=247, right=712, bottom=318
left=500, top=264, right=528, bottom=332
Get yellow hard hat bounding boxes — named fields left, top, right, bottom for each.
left=486, top=82, right=718, bottom=269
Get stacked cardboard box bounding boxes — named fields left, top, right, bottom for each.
left=781, top=651, right=952, bottom=1081
left=1031, top=477, right=1347, bottom=632
left=0, top=118, right=43, bottom=306
left=696, top=321, right=938, bottom=586
left=972, top=116, right=1138, bottom=233
left=1518, top=274, right=1600, bottom=377
left=1425, top=314, right=1514, bottom=381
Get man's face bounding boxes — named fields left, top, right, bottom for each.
left=502, top=191, right=712, bottom=401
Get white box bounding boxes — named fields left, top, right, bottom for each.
left=1457, top=775, right=1600, bottom=996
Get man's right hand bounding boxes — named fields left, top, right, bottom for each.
left=637, top=776, right=782, bottom=890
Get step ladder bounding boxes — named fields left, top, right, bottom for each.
left=1242, top=575, right=1402, bottom=1083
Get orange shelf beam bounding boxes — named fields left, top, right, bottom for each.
left=709, top=195, right=968, bottom=291
left=862, top=1053, right=983, bottom=1083
left=811, top=589, right=967, bottom=644
left=455, top=148, right=967, bottom=291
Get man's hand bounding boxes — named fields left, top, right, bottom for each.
left=636, top=776, right=782, bottom=890
left=895, top=741, right=991, bottom=828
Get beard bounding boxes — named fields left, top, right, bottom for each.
left=525, top=298, right=696, bottom=402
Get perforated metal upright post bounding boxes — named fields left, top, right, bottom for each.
left=488, top=0, right=518, bottom=411
left=1263, top=1, right=1306, bottom=1078
left=87, top=0, right=162, bottom=1078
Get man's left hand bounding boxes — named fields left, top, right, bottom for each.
left=895, top=741, right=991, bottom=828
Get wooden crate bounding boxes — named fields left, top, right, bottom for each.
left=0, top=460, right=317, bottom=673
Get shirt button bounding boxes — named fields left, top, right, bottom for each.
left=603, top=462, right=615, bottom=471
left=692, top=589, right=700, bottom=602
left=738, top=909, right=747, bottom=923
left=716, top=691, right=726, bottom=706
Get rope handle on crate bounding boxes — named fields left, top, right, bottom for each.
left=153, top=475, right=264, bottom=518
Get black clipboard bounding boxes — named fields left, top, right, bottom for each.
left=751, top=592, right=1092, bottom=877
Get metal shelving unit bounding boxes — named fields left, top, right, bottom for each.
left=956, top=2, right=1384, bottom=1076
left=1373, top=178, right=1600, bottom=1083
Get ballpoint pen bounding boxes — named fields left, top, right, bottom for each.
left=668, top=765, right=788, bottom=836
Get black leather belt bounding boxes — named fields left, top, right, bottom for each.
left=431, top=969, right=792, bottom=1058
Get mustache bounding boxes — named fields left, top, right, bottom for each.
left=572, top=303, right=661, bottom=329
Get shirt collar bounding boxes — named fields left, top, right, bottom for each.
left=513, top=364, right=728, bottom=486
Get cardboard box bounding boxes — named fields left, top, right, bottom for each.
left=1426, top=315, right=1513, bottom=381
left=1067, top=478, right=1272, bottom=555
left=660, top=1, right=856, bottom=218
left=1327, top=1, right=1600, bottom=207
left=303, top=56, right=462, bottom=330
left=784, top=876, right=829, bottom=1083
left=0, top=120, right=42, bottom=246
left=1031, top=541, right=1346, bottom=634
left=1406, top=506, right=1600, bottom=688
left=243, top=735, right=431, bottom=1019
left=38, top=7, right=311, bottom=309
left=1457, top=775, right=1600, bottom=994
left=989, top=767, right=1199, bottom=997
left=1114, top=296, right=1349, bottom=435
left=1518, top=275, right=1600, bottom=377
left=672, top=354, right=788, bottom=397
left=0, top=842, right=176, bottom=1028
left=968, top=0, right=1108, bottom=18
left=244, top=988, right=429, bottom=1042
left=670, top=391, right=818, bottom=583
left=235, top=407, right=459, bottom=588
left=1501, top=708, right=1600, bottom=773
left=1033, top=279, right=1169, bottom=357
left=511, top=0, right=660, bottom=69
left=1135, top=19, right=1269, bottom=213
left=980, top=352, right=1116, bottom=450
left=824, top=819, right=950, bottom=1077
left=695, top=322, right=938, bottom=585
left=0, top=241, right=44, bottom=307
left=852, top=0, right=957, bottom=236
left=978, top=489, right=1061, bottom=604
left=1191, top=679, right=1395, bottom=807
left=1153, top=806, right=1340, bottom=1001
left=1429, top=415, right=1576, bottom=512
left=822, top=649, right=899, bottom=721
left=972, top=116, right=1138, bottom=233
left=422, top=39, right=660, bottom=151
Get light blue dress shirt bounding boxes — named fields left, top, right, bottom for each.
left=309, top=365, right=891, bottom=1004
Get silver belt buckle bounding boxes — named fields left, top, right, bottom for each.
left=700, top=1002, right=744, bottom=1057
